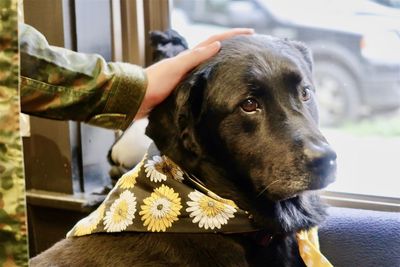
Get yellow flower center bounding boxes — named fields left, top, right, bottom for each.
left=154, top=157, right=181, bottom=180
left=112, top=200, right=128, bottom=223
left=199, top=197, right=225, bottom=217
left=155, top=161, right=169, bottom=173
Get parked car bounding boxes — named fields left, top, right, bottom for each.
left=175, top=0, right=400, bottom=125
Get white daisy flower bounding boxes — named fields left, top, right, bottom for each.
left=103, top=190, right=137, bottom=232
left=144, top=156, right=167, bottom=182
left=150, top=198, right=172, bottom=218
left=186, top=190, right=236, bottom=230
left=207, top=191, right=238, bottom=208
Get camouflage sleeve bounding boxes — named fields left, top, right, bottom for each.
left=20, top=24, right=147, bottom=130
left=0, top=1, right=29, bottom=266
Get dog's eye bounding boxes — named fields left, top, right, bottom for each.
left=300, top=87, right=311, bottom=101
left=241, top=98, right=259, bottom=113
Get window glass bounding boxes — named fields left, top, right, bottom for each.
left=171, top=0, right=400, bottom=198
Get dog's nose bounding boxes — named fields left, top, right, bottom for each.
left=304, top=142, right=337, bottom=189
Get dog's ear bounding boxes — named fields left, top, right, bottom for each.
left=290, top=40, right=313, bottom=72
left=145, top=30, right=189, bottom=153
left=175, top=65, right=216, bottom=156
left=146, top=60, right=216, bottom=156
left=146, top=64, right=217, bottom=157
left=150, top=30, right=189, bottom=62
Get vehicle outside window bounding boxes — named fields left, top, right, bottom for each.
left=171, top=0, right=400, bottom=202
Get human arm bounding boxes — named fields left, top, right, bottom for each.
left=20, top=23, right=146, bottom=130
left=20, top=24, right=254, bottom=129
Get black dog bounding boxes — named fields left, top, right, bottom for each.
left=31, top=33, right=336, bottom=267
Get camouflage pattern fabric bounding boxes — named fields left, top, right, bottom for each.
left=20, top=24, right=147, bottom=130
left=0, top=0, right=29, bottom=266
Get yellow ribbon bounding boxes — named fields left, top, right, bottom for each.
left=296, top=227, right=333, bottom=267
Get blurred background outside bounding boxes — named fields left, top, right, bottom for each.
left=171, top=0, right=400, bottom=199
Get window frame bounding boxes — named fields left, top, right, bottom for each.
left=322, top=191, right=400, bottom=212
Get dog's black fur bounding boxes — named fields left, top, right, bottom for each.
left=31, top=33, right=336, bottom=267
left=150, top=29, right=188, bottom=61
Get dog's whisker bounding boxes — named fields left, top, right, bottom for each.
left=256, top=179, right=281, bottom=198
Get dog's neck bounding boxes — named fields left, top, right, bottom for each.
left=194, top=159, right=326, bottom=234
left=151, top=135, right=326, bottom=235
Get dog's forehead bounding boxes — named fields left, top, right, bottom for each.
left=219, top=35, right=307, bottom=75
left=203, top=35, right=311, bottom=102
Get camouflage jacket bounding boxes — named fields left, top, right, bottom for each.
left=0, top=0, right=28, bottom=266
left=20, top=24, right=148, bottom=130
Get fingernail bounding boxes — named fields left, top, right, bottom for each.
left=200, top=41, right=220, bottom=51
left=209, top=41, right=221, bottom=51
left=192, top=41, right=220, bottom=55
left=239, top=28, right=255, bottom=34
left=235, top=28, right=255, bottom=33
left=212, top=41, right=221, bottom=47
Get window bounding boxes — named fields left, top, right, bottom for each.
left=171, top=0, right=400, bottom=209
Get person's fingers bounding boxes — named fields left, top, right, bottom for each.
left=194, top=28, right=254, bottom=49
left=176, top=28, right=254, bottom=68
left=178, top=41, right=221, bottom=71
left=137, top=29, right=255, bottom=119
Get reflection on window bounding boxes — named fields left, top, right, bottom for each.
left=172, top=0, right=400, bottom=198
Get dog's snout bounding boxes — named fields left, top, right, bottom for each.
left=305, top=142, right=336, bottom=163
left=308, top=151, right=336, bottom=173
left=304, top=141, right=337, bottom=189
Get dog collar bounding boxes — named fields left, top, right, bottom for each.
left=67, top=143, right=332, bottom=267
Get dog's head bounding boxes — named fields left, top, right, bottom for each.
left=147, top=34, right=336, bottom=229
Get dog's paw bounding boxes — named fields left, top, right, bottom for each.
left=109, top=118, right=152, bottom=170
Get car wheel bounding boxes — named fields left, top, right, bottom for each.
left=314, top=61, right=361, bottom=126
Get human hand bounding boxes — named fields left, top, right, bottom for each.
left=135, top=28, right=255, bottom=119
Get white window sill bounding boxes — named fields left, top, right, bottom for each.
left=321, top=191, right=400, bottom=212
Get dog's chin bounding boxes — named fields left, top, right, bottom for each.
left=308, top=174, right=336, bottom=191
left=309, top=175, right=337, bottom=194
left=266, top=174, right=337, bottom=201
left=267, top=191, right=304, bottom=202
left=267, top=188, right=318, bottom=202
